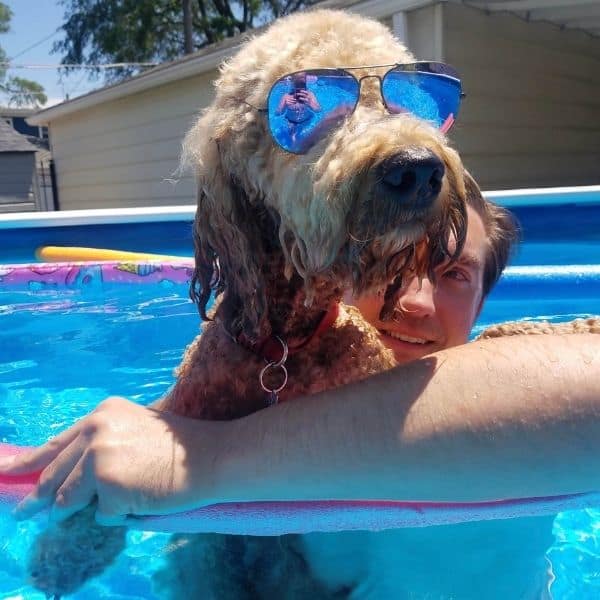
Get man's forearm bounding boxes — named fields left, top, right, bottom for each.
left=210, top=334, right=600, bottom=503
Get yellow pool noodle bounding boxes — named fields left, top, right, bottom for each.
left=36, top=246, right=188, bottom=263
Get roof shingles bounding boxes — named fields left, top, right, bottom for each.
left=0, top=119, right=38, bottom=153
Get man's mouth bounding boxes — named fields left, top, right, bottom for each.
left=378, top=330, right=433, bottom=345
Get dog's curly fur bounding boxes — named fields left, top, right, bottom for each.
left=25, top=8, right=598, bottom=599
left=478, top=317, right=600, bottom=338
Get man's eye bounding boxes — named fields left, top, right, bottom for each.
left=443, top=268, right=469, bottom=282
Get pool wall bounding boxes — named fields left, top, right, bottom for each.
left=1, top=186, right=599, bottom=267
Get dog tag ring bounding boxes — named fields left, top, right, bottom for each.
left=260, top=361, right=288, bottom=406
left=259, top=336, right=289, bottom=406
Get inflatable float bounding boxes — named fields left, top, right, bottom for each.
left=1, top=444, right=599, bottom=535
left=35, top=245, right=187, bottom=263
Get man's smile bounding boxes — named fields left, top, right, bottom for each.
left=378, top=330, right=432, bottom=345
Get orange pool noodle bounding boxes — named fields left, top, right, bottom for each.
left=36, top=246, right=187, bottom=263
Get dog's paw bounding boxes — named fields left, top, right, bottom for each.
left=27, top=504, right=127, bottom=597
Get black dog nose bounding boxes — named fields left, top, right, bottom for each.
left=378, top=149, right=445, bottom=208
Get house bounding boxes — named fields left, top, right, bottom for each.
left=0, top=107, right=55, bottom=213
left=1, top=107, right=49, bottom=142
left=26, top=0, right=600, bottom=211
left=0, top=119, right=43, bottom=212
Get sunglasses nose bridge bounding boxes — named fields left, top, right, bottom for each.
left=355, top=74, right=385, bottom=109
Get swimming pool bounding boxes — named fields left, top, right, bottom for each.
left=0, top=186, right=599, bottom=598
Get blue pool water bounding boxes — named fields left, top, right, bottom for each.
left=0, top=269, right=599, bottom=598
left=0, top=195, right=599, bottom=598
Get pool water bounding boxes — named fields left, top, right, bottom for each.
left=1, top=193, right=599, bottom=598
left=0, top=285, right=197, bottom=600
left=0, top=269, right=599, bottom=598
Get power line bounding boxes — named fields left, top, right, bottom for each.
left=8, top=28, right=63, bottom=61
left=0, top=61, right=159, bottom=70
left=64, top=69, right=89, bottom=97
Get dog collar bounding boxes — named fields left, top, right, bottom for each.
left=237, top=302, right=340, bottom=363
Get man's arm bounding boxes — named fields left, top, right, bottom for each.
left=0, top=334, right=598, bottom=525
left=216, top=333, right=599, bottom=504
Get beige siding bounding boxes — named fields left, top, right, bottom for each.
left=0, top=153, right=37, bottom=212
left=405, top=4, right=442, bottom=62
left=442, top=2, right=600, bottom=189
left=50, top=70, right=216, bottom=210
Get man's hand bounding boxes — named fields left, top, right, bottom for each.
left=0, top=396, right=223, bottom=526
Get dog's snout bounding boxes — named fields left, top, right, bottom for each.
left=378, top=149, right=445, bottom=208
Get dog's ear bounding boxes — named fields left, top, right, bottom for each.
left=187, top=133, right=275, bottom=342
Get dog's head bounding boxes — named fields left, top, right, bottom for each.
left=182, top=9, right=467, bottom=339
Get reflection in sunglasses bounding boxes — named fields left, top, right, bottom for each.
left=263, top=63, right=463, bottom=154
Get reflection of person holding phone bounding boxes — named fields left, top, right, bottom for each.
left=273, top=72, right=323, bottom=153
left=276, top=72, right=321, bottom=123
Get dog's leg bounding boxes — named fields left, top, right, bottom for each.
left=153, top=533, right=253, bottom=600
left=154, top=532, right=352, bottom=599
left=27, top=504, right=126, bottom=598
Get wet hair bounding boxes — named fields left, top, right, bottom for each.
left=464, top=174, right=520, bottom=298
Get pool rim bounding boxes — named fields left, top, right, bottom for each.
left=1, top=185, right=599, bottom=230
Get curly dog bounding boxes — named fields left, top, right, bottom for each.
left=27, top=8, right=467, bottom=597
left=25, top=8, right=597, bottom=599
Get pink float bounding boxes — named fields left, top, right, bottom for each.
left=1, top=443, right=599, bottom=535
left=0, top=261, right=194, bottom=289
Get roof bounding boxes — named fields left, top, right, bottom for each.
left=0, top=119, right=38, bottom=153
left=0, top=107, right=37, bottom=118
left=28, top=0, right=600, bottom=126
left=465, top=1, right=600, bottom=37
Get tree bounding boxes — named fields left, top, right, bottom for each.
left=53, top=0, right=314, bottom=82
left=0, top=2, right=47, bottom=107
left=4, top=77, right=47, bottom=108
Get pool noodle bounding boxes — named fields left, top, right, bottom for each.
left=35, top=246, right=186, bottom=263
left=1, top=443, right=598, bottom=535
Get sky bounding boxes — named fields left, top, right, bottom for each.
left=2, top=0, right=101, bottom=107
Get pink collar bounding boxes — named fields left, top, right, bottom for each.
left=237, top=303, right=340, bottom=363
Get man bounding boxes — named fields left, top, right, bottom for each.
left=1, top=195, right=598, bottom=597
left=349, top=179, right=515, bottom=362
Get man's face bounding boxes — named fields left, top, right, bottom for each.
left=348, top=205, right=488, bottom=364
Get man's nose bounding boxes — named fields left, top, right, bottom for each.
left=397, top=275, right=435, bottom=317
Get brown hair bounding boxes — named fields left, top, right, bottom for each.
left=464, top=173, right=520, bottom=298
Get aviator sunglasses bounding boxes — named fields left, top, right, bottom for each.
left=251, top=62, right=464, bottom=154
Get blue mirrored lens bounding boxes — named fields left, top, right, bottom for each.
left=381, top=70, right=461, bottom=129
left=267, top=70, right=359, bottom=153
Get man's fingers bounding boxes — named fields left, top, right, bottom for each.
left=48, top=455, right=97, bottom=523
left=13, top=492, right=53, bottom=521
left=0, top=422, right=83, bottom=475
left=12, top=436, right=86, bottom=521
left=37, top=435, right=86, bottom=496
